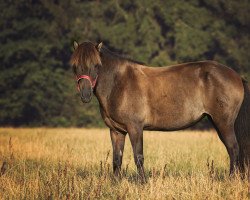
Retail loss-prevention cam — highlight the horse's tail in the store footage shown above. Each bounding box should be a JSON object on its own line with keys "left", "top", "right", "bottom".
{"left": 235, "top": 79, "right": 250, "bottom": 176}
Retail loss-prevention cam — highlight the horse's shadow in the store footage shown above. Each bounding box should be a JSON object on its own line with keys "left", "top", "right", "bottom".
{"left": 75, "top": 164, "right": 230, "bottom": 185}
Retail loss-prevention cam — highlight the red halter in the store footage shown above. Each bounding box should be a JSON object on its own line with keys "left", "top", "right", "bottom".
{"left": 76, "top": 75, "right": 98, "bottom": 91}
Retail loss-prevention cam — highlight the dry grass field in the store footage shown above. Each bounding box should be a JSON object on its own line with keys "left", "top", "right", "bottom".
{"left": 0, "top": 128, "right": 248, "bottom": 199}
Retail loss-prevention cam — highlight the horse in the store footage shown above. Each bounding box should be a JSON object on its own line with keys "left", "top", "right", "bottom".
{"left": 70, "top": 41, "right": 250, "bottom": 182}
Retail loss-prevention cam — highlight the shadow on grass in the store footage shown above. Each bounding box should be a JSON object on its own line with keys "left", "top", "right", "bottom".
{"left": 1, "top": 156, "right": 239, "bottom": 186}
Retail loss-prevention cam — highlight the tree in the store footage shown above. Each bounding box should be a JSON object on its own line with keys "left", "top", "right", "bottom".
{"left": 0, "top": 0, "right": 80, "bottom": 126}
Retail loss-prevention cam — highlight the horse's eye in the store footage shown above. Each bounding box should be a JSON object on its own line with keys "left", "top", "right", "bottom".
{"left": 94, "top": 64, "right": 100, "bottom": 71}
{"left": 72, "top": 66, "right": 77, "bottom": 74}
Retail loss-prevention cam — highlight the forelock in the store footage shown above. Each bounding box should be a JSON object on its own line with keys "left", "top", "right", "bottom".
{"left": 70, "top": 42, "right": 101, "bottom": 69}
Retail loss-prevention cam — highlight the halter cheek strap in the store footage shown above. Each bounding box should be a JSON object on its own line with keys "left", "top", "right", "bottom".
{"left": 76, "top": 75, "right": 98, "bottom": 91}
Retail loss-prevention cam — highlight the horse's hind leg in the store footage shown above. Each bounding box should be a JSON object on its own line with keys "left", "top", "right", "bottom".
{"left": 210, "top": 118, "right": 239, "bottom": 175}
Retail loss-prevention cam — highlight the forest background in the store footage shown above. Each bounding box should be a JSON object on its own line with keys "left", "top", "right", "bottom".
{"left": 0, "top": 0, "right": 249, "bottom": 128}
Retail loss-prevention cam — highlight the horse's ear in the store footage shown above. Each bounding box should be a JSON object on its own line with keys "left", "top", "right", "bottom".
{"left": 96, "top": 42, "right": 103, "bottom": 52}
{"left": 73, "top": 41, "right": 79, "bottom": 50}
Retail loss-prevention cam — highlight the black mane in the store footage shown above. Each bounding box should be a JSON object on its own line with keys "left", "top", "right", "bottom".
{"left": 100, "top": 46, "right": 145, "bottom": 65}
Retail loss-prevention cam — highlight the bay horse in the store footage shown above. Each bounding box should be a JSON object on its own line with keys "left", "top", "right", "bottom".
{"left": 70, "top": 41, "right": 250, "bottom": 182}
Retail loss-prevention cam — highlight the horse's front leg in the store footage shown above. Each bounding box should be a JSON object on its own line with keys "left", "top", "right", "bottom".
{"left": 128, "top": 125, "right": 146, "bottom": 183}
{"left": 110, "top": 129, "right": 126, "bottom": 177}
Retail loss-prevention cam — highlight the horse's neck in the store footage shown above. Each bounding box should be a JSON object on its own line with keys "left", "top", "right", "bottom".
{"left": 94, "top": 57, "right": 121, "bottom": 106}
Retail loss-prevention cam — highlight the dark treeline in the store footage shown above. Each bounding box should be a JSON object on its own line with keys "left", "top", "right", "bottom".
{"left": 0, "top": 0, "right": 249, "bottom": 128}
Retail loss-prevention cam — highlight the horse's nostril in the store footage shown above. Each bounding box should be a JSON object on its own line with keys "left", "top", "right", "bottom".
{"left": 81, "top": 95, "right": 91, "bottom": 103}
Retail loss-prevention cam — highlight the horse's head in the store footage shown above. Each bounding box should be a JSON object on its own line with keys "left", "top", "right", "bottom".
{"left": 70, "top": 41, "right": 102, "bottom": 103}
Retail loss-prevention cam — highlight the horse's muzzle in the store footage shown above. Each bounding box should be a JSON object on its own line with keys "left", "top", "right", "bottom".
{"left": 79, "top": 85, "right": 92, "bottom": 103}
{"left": 81, "top": 95, "right": 92, "bottom": 103}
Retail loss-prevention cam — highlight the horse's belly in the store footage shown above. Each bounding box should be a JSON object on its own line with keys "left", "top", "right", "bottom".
{"left": 144, "top": 100, "right": 205, "bottom": 131}
{"left": 144, "top": 113, "right": 204, "bottom": 131}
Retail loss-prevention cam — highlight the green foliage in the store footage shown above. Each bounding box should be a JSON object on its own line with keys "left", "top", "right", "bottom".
{"left": 0, "top": 0, "right": 249, "bottom": 127}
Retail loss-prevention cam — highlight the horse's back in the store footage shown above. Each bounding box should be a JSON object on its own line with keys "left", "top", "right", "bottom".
{"left": 140, "top": 61, "right": 244, "bottom": 130}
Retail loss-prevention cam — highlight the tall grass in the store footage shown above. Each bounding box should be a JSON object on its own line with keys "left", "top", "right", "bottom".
{"left": 0, "top": 128, "right": 248, "bottom": 199}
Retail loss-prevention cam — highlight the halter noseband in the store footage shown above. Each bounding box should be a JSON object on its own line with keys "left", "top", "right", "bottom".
{"left": 76, "top": 75, "right": 98, "bottom": 91}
